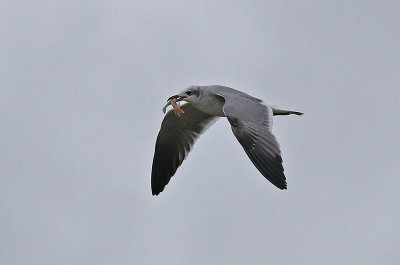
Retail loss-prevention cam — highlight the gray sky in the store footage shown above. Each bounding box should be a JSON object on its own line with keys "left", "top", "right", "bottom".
{"left": 1, "top": 1, "right": 400, "bottom": 264}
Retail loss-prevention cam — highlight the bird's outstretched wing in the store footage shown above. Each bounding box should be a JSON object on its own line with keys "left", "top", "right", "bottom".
{"left": 151, "top": 103, "right": 219, "bottom": 195}
{"left": 212, "top": 87, "right": 287, "bottom": 189}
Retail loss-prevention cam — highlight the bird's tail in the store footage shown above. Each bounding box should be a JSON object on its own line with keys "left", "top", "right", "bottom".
{"left": 272, "top": 107, "right": 303, "bottom": 116}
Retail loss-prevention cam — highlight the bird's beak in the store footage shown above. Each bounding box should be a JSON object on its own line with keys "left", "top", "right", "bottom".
{"left": 167, "top": 94, "right": 186, "bottom": 102}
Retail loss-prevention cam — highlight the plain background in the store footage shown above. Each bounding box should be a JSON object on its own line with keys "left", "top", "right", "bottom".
{"left": 1, "top": 1, "right": 399, "bottom": 264}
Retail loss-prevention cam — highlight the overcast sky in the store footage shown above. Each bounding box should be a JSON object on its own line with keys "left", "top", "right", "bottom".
{"left": 1, "top": 1, "right": 400, "bottom": 264}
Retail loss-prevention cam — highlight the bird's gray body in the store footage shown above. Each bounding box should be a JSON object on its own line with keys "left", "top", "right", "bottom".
{"left": 151, "top": 85, "right": 302, "bottom": 195}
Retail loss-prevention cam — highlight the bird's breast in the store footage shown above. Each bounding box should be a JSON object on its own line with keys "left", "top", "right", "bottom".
{"left": 191, "top": 96, "right": 226, "bottom": 117}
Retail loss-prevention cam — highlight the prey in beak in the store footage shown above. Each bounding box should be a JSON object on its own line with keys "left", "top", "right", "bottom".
{"left": 162, "top": 95, "right": 186, "bottom": 116}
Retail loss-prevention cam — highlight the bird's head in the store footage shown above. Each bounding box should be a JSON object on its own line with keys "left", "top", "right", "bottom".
{"left": 167, "top": 85, "right": 200, "bottom": 104}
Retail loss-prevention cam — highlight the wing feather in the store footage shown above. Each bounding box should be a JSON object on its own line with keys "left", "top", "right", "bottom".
{"left": 212, "top": 87, "right": 287, "bottom": 189}
{"left": 151, "top": 103, "right": 218, "bottom": 195}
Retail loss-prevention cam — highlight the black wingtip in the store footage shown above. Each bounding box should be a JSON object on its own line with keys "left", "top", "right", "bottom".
{"left": 273, "top": 180, "right": 287, "bottom": 190}
{"left": 152, "top": 189, "right": 162, "bottom": 196}
{"left": 151, "top": 185, "right": 164, "bottom": 196}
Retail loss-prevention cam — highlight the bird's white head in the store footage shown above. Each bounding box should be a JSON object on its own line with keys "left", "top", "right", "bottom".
{"left": 167, "top": 85, "right": 201, "bottom": 104}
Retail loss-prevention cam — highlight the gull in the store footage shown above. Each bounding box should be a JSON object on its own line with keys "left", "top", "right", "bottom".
{"left": 151, "top": 85, "right": 303, "bottom": 195}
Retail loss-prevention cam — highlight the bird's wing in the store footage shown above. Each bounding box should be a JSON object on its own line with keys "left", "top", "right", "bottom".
{"left": 212, "top": 86, "right": 287, "bottom": 189}
{"left": 151, "top": 103, "right": 219, "bottom": 195}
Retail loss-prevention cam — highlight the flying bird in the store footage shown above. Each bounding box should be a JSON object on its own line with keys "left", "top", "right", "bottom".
{"left": 151, "top": 85, "right": 303, "bottom": 195}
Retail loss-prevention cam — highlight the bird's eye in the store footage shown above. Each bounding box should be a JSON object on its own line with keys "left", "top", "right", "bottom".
{"left": 186, "top": 90, "right": 192, "bottom": 96}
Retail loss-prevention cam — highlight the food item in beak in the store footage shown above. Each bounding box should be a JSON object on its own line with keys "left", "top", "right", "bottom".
{"left": 162, "top": 98, "right": 185, "bottom": 117}
{"left": 162, "top": 101, "right": 170, "bottom": 114}
{"left": 171, "top": 99, "right": 185, "bottom": 116}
